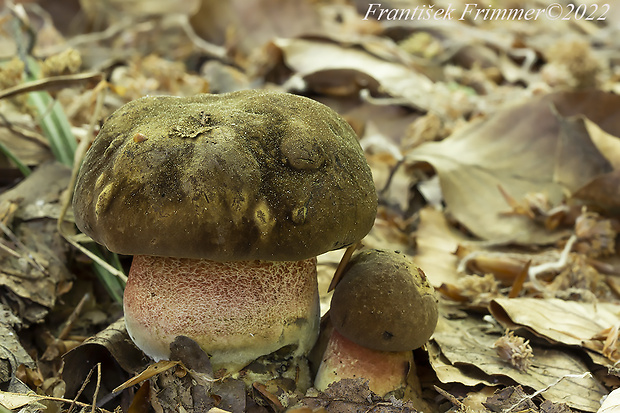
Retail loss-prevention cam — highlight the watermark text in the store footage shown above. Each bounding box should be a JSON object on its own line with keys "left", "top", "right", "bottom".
{"left": 362, "top": 3, "right": 611, "bottom": 22}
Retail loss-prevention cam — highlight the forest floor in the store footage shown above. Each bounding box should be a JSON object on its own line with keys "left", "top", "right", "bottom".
{"left": 1, "top": 0, "right": 620, "bottom": 412}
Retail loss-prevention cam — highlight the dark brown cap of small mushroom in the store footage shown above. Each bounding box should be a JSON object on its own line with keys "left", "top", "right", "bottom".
{"left": 329, "top": 249, "right": 438, "bottom": 352}
{"left": 73, "top": 90, "right": 377, "bottom": 261}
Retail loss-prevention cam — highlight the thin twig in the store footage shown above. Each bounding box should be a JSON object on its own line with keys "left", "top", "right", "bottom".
{"left": 57, "top": 293, "right": 89, "bottom": 341}
{"left": 0, "top": 72, "right": 104, "bottom": 100}
{"left": 528, "top": 234, "right": 577, "bottom": 292}
{"left": 0, "top": 240, "right": 22, "bottom": 259}
{"left": 92, "top": 363, "right": 102, "bottom": 413}
{"left": 328, "top": 242, "right": 360, "bottom": 292}
{"left": 63, "top": 235, "right": 128, "bottom": 284}
{"left": 67, "top": 364, "right": 96, "bottom": 413}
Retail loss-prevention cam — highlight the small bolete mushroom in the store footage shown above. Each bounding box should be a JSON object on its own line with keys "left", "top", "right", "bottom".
{"left": 315, "top": 249, "right": 438, "bottom": 396}
{"left": 72, "top": 90, "right": 377, "bottom": 376}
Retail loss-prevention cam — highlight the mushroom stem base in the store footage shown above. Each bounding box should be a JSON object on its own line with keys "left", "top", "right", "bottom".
{"left": 314, "top": 329, "right": 412, "bottom": 397}
{"left": 123, "top": 255, "right": 320, "bottom": 374}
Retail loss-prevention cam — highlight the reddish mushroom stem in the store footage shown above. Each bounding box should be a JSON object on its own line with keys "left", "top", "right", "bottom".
{"left": 314, "top": 329, "right": 412, "bottom": 396}
{"left": 123, "top": 255, "right": 320, "bottom": 374}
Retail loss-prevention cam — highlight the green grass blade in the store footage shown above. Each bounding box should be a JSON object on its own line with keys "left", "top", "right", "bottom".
{"left": 90, "top": 245, "right": 126, "bottom": 305}
{"left": 26, "top": 91, "right": 76, "bottom": 167}
{"left": 0, "top": 139, "right": 31, "bottom": 176}
{"left": 24, "top": 56, "right": 77, "bottom": 167}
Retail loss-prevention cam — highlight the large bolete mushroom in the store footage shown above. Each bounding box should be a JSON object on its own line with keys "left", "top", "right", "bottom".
{"left": 72, "top": 90, "right": 377, "bottom": 377}
{"left": 315, "top": 249, "right": 438, "bottom": 397}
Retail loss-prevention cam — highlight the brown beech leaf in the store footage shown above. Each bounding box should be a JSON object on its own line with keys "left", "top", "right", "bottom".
{"left": 273, "top": 37, "right": 442, "bottom": 111}
{"left": 552, "top": 109, "right": 612, "bottom": 193}
{"left": 489, "top": 297, "right": 620, "bottom": 349}
{"left": 191, "top": 0, "right": 321, "bottom": 55}
{"left": 572, "top": 170, "right": 620, "bottom": 213}
{"left": 432, "top": 313, "right": 607, "bottom": 412}
{"left": 62, "top": 318, "right": 148, "bottom": 406}
{"left": 407, "top": 90, "right": 620, "bottom": 244}
{"left": 414, "top": 207, "right": 465, "bottom": 288}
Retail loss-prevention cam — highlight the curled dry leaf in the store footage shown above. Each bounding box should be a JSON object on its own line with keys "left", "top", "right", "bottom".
{"left": 490, "top": 297, "right": 620, "bottom": 351}
{"left": 407, "top": 90, "right": 620, "bottom": 245}
{"left": 62, "top": 318, "right": 148, "bottom": 406}
{"left": 432, "top": 313, "right": 607, "bottom": 411}
{"left": 272, "top": 37, "right": 452, "bottom": 113}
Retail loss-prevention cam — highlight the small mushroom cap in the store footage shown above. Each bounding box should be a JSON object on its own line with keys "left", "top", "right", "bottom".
{"left": 73, "top": 90, "right": 377, "bottom": 261}
{"left": 330, "top": 249, "right": 438, "bottom": 352}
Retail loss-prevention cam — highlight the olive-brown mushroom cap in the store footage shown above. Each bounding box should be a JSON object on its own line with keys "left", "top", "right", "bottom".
{"left": 330, "top": 249, "right": 438, "bottom": 352}
{"left": 73, "top": 90, "right": 377, "bottom": 261}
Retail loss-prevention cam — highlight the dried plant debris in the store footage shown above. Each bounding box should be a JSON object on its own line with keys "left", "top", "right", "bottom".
{"left": 294, "top": 379, "right": 420, "bottom": 413}
{"left": 483, "top": 386, "right": 573, "bottom": 413}
{"left": 0, "top": 303, "right": 34, "bottom": 386}
{"left": 493, "top": 329, "right": 534, "bottom": 372}
{"left": 0, "top": 163, "right": 73, "bottom": 324}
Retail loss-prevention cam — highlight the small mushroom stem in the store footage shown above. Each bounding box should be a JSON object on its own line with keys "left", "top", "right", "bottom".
{"left": 314, "top": 328, "right": 412, "bottom": 397}
{"left": 123, "top": 255, "right": 320, "bottom": 374}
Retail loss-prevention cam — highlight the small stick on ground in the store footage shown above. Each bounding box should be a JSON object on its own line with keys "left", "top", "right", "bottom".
{"left": 328, "top": 242, "right": 360, "bottom": 292}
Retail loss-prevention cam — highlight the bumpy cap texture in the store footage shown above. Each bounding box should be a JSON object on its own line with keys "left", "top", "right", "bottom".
{"left": 73, "top": 90, "right": 377, "bottom": 261}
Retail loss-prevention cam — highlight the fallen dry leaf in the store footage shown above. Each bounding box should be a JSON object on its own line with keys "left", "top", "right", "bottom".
{"left": 414, "top": 207, "right": 465, "bottom": 288}
{"left": 598, "top": 386, "right": 620, "bottom": 413}
{"left": 407, "top": 90, "right": 620, "bottom": 245}
{"left": 572, "top": 170, "right": 620, "bottom": 213}
{"left": 432, "top": 312, "right": 607, "bottom": 411}
{"left": 490, "top": 297, "right": 620, "bottom": 350}
{"left": 273, "top": 37, "right": 449, "bottom": 112}
{"left": 62, "top": 318, "right": 147, "bottom": 406}
{"left": 0, "top": 391, "right": 47, "bottom": 410}
{"left": 552, "top": 110, "right": 613, "bottom": 193}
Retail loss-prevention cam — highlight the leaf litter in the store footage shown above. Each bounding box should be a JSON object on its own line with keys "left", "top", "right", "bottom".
{"left": 1, "top": 0, "right": 620, "bottom": 412}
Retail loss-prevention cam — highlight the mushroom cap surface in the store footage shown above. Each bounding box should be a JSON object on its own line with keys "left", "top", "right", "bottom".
{"left": 330, "top": 249, "right": 438, "bottom": 352}
{"left": 73, "top": 90, "right": 377, "bottom": 261}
